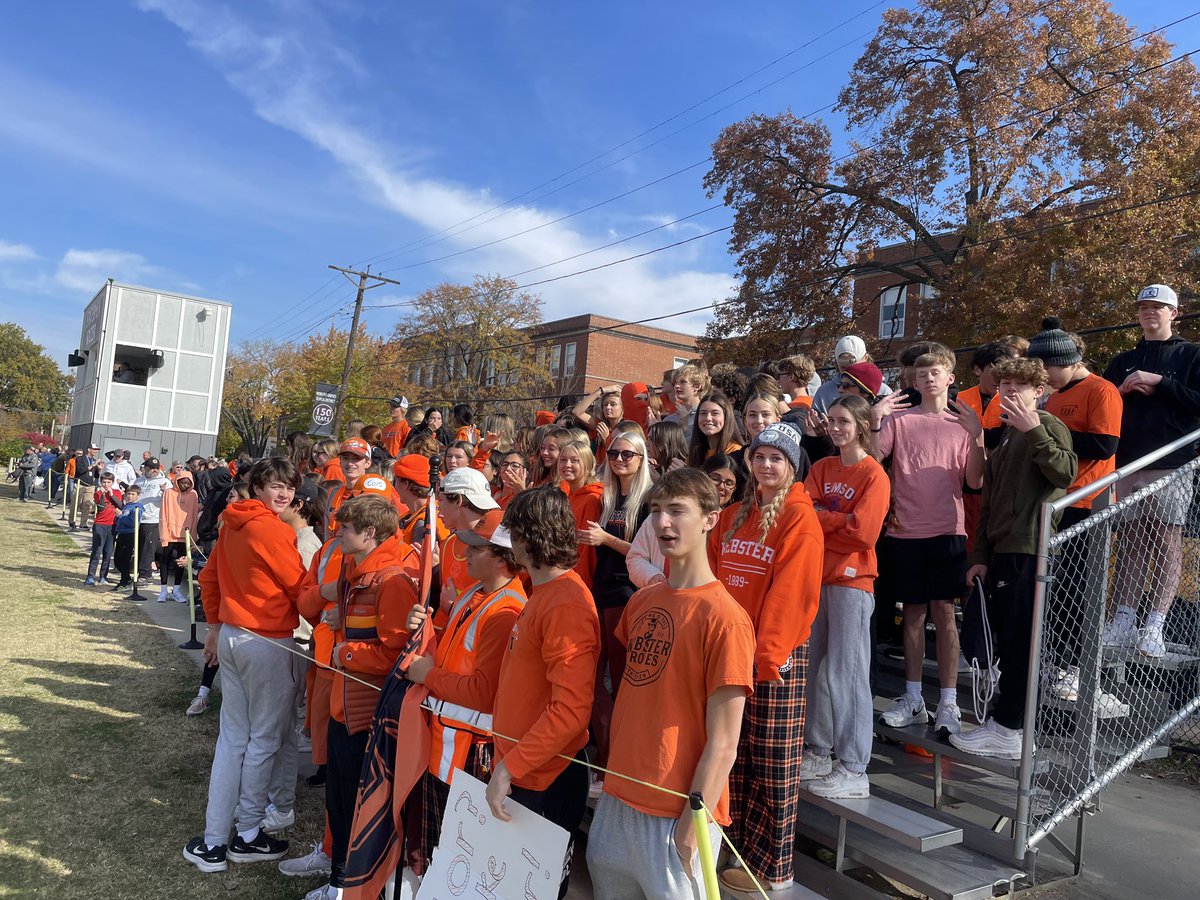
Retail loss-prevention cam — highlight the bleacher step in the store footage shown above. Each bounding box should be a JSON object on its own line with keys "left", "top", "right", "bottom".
{"left": 873, "top": 714, "right": 1047, "bottom": 781}
{"left": 795, "top": 804, "right": 1024, "bottom": 900}
{"left": 797, "top": 786, "right": 962, "bottom": 852}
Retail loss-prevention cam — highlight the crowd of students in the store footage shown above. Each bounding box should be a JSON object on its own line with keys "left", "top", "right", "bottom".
{"left": 24, "top": 281, "right": 1183, "bottom": 898}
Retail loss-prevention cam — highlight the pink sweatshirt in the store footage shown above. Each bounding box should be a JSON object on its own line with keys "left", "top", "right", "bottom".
{"left": 159, "top": 487, "right": 199, "bottom": 542}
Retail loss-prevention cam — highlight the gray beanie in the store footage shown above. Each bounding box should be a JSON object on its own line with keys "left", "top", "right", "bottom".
{"left": 747, "top": 423, "right": 804, "bottom": 473}
{"left": 1028, "top": 317, "right": 1081, "bottom": 367}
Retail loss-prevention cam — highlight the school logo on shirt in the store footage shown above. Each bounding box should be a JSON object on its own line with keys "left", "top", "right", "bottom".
{"left": 822, "top": 480, "right": 856, "bottom": 511}
{"left": 623, "top": 607, "right": 675, "bottom": 687}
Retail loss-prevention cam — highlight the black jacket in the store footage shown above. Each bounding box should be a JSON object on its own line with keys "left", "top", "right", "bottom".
{"left": 1103, "top": 336, "right": 1200, "bottom": 468}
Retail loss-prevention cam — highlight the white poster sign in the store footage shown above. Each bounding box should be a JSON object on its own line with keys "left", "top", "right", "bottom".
{"left": 415, "top": 769, "right": 571, "bottom": 900}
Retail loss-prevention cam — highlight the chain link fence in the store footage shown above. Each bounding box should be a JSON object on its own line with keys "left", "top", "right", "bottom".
{"left": 1022, "top": 449, "right": 1200, "bottom": 851}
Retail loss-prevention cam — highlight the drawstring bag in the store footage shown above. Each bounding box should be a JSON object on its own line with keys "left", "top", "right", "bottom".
{"left": 961, "top": 575, "right": 999, "bottom": 722}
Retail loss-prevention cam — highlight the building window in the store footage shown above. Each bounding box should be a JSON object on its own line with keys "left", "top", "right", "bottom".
{"left": 673, "top": 356, "right": 690, "bottom": 369}
{"left": 485, "top": 359, "right": 496, "bottom": 386}
{"left": 879, "top": 285, "right": 906, "bottom": 339}
{"left": 564, "top": 342, "right": 577, "bottom": 378}
{"left": 549, "top": 345, "right": 562, "bottom": 377}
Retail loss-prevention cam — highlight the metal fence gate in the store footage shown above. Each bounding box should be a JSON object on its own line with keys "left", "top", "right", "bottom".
{"left": 1016, "top": 431, "right": 1200, "bottom": 863}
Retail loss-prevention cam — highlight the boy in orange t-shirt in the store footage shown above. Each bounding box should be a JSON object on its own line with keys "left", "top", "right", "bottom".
{"left": 587, "top": 469, "right": 753, "bottom": 900}
{"left": 486, "top": 485, "right": 600, "bottom": 898}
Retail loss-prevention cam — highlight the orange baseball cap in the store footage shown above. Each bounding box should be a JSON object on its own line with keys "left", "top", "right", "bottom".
{"left": 339, "top": 438, "right": 371, "bottom": 458}
{"left": 392, "top": 454, "right": 431, "bottom": 487}
{"left": 351, "top": 474, "right": 392, "bottom": 497}
{"left": 456, "top": 508, "right": 511, "bottom": 548}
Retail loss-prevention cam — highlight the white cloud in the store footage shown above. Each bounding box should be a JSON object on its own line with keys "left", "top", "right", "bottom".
{"left": 0, "top": 240, "right": 37, "bottom": 261}
{"left": 54, "top": 248, "right": 159, "bottom": 293}
{"left": 137, "top": 0, "right": 731, "bottom": 338}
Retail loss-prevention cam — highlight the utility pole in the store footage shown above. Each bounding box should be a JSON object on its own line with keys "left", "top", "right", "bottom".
{"left": 328, "top": 264, "right": 402, "bottom": 437}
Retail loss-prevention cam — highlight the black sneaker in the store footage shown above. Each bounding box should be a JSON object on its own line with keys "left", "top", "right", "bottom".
{"left": 228, "top": 829, "right": 289, "bottom": 864}
{"left": 183, "top": 837, "right": 228, "bottom": 872}
{"left": 306, "top": 764, "right": 327, "bottom": 787}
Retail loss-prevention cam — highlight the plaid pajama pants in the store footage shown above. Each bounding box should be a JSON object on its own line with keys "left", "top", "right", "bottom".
{"left": 410, "top": 741, "right": 493, "bottom": 875}
{"left": 727, "top": 645, "right": 808, "bottom": 886}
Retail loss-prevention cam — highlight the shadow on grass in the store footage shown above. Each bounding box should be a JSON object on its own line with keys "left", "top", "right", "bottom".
{"left": 0, "top": 522, "right": 323, "bottom": 900}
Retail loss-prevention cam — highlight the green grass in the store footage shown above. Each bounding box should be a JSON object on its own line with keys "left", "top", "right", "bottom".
{"left": 0, "top": 485, "right": 324, "bottom": 898}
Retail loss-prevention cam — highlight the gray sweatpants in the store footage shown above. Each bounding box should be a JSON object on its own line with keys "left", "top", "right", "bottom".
{"left": 806, "top": 585, "right": 874, "bottom": 772}
{"left": 586, "top": 794, "right": 720, "bottom": 900}
{"left": 204, "top": 625, "right": 298, "bottom": 847}
{"left": 265, "top": 649, "right": 309, "bottom": 815}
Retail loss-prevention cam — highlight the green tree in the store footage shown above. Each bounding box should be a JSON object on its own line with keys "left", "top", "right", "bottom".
{"left": 388, "top": 275, "right": 550, "bottom": 408}
{"left": 703, "top": 0, "right": 1200, "bottom": 362}
{"left": 0, "top": 323, "right": 71, "bottom": 414}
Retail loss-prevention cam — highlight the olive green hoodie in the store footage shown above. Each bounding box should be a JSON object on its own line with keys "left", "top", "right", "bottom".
{"left": 973, "top": 411, "right": 1077, "bottom": 563}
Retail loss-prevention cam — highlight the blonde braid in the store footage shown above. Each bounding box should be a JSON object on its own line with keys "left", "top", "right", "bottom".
{"left": 722, "top": 466, "right": 795, "bottom": 544}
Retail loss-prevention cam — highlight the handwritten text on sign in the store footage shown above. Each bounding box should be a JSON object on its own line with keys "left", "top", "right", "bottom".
{"left": 415, "top": 769, "right": 570, "bottom": 900}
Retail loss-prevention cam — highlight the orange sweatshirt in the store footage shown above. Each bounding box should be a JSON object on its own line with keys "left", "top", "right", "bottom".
{"left": 158, "top": 486, "right": 199, "bottom": 543}
{"left": 804, "top": 455, "right": 890, "bottom": 591}
{"left": 492, "top": 569, "right": 600, "bottom": 790}
{"left": 297, "top": 537, "right": 345, "bottom": 666}
{"left": 198, "top": 499, "right": 307, "bottom": 638}
{"left": 709, "top": 483, "right": 824, "bottom": 681}
{"left": 330, "top": 535, "right": 420, "bottom": 674}
{"left": 568, "top": 481, "right": 604, "bottom": 588}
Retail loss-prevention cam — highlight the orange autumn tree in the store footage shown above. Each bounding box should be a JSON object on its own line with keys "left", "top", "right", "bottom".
{"left": 702, "top": 0, "right": 1200, "bottom": 364}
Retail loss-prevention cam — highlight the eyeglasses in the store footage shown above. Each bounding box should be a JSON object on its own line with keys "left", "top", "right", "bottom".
{"left": 836, "top": 380, "right": 856, "bottom": 390}
{"left": 709, "top": 476, "right": 738, "bottom": 489}
{"left": 606, "top": 449, "right": 638, "bottom": 462}
{"left": 500, "top": 461, "right": 527, "bottom": 470}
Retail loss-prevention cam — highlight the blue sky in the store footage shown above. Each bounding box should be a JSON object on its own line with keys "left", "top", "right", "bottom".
{"left": 1, "top": 0, "right": 1198, "bottom": 368}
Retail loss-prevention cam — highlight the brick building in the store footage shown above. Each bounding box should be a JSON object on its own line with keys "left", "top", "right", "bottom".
{"left": 527, "top": 314, "right": 698, "bottom": 397}
{"left": 851, "top": 237, "right": 942, "bottom": 361}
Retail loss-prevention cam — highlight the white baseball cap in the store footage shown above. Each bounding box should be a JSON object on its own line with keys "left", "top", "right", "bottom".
{"left": 440, "top": 467, "right": 499, "bottom": 511}
{"left": 834, "top": 335, "right": 867, "bottom": 362}
{"left": 1137, "top": 284, "right": 1178, "bottom": 308}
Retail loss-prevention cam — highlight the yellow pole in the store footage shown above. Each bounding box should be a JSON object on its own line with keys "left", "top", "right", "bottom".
{"left": 689, "top": 793, "right": 721, "bottom": 900}
{"left": 70, "top": 477, "right": 81, "bottom": 526}
{"left": 185, "top": 530, "right": 196, "bottom": 622}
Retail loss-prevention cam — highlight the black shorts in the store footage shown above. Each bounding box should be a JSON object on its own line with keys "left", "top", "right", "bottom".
{"left": 878, "top": 534, "right": 968, "bottom": 605}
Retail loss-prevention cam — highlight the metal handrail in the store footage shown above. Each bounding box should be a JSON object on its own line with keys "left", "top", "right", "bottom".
{"left": 1050, "top": 426, "right": 1200, "bottom": 512}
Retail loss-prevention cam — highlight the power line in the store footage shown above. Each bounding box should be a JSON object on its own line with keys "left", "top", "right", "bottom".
{"left": 355, "top": 1, "right": 898, "bottom": 267}
{"left": 360, "top": 183, "right": 1200, "bottom": 374}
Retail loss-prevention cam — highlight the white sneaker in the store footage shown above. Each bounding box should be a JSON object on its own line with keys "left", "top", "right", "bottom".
{"left": 934, "top": 702, "right": 962, "bottom": 736}
{"left": 949, "top": 718, "right": 1022, "bottom": 759}
{"left": 1103, "top": 616, "right": 1137, "bottom": 649}
{"left": 1137, "top": 625, "right": 1166, "bottom": 658}
{"left": 1095, "top": 691, "right": 1131, "bottom": 718}
{"left": 156, "top": 585, "right": 169, "bottom": 603}
{"left": 798, "top": 751, "right": 833, "bottom": 781}
{"left": 879, "top": 695, "right": 929, "bottom": 728}
{"left": 261, "top": 803, "right": 295, "bottom": 834}
{"left": 278, "top": 842, "right": 332, "bottom": 877}
{"left": 1050, "top": 667, "right": 1080, "bottom": 700}
{"left": 186, "top": 694, "right": 209, "bottom": 716}
{"left": 296, "top": 724, "right": 312, "bottom": 753}
{"left": 304, "top": 885, "right": 341, "bottom": 900}
{"left": 171, "top": 585, "right": 188, "bottom": 603}
{"left": 808, "top": 763, "right": 870, "bottom": 799}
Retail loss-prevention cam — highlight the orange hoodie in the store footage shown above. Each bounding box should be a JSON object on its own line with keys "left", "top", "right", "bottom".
{"left": 297, "top": 537, "right": 345, "bottom": 665}
{"left": 198, "top": 499, "right": 307, "bottom": 638}
{"left": 158, "top": 486, "right": 198, "bottom": 543}
{"left": 568, "top": 481, "right": 604, "bottom": 588}
{"left": 805, "top": 455, "right": 890, "bottom": 591}
{"left": 709, "top": 482, "right": 823, "bottom": 681}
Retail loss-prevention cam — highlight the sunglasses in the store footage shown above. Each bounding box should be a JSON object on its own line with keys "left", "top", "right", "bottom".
{"left": 836, "top": 380, "right": 857, "bottom": 390}
{"left": 606, "top": 449, "right": 638, "bottom": 462}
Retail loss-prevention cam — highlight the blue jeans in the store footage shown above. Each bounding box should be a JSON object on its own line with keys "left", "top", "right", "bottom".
{"left": 88, "top": 525, "right": 115, "bottom": 580}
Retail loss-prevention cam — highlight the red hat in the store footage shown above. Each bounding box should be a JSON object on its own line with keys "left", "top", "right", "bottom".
{"left": 339, "top": 438, "right": 371, "bottom": 458}
{"left": 456, "top": 508, "right": 512, "bottom": 548}
{"left": 620, "top": 382, "right": 650, "bottom": 429}
{"left": 392, "top": 454, "right": 431, "bottom": 487}
{"left": 842, "top": 362, "right": 884, "bottom": 399}
{"left": 351, "top": 474, "right": 392, "bottom": 497}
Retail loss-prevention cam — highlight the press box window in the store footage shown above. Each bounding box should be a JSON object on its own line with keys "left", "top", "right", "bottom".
{"left": 111, "top": 345, "right": 164, "bottom": 387}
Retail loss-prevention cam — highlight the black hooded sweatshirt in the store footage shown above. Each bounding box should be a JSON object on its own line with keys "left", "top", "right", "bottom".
{"left": 1103, "top": 335, "right": 1200, "bottom": 468}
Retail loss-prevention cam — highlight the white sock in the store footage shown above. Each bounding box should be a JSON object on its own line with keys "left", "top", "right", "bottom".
{"left": 237, "top": 826, "right": 260, "bottom": 843}
{"left": 1146, "top": 611, "right": 1167, "bottom": 631}
{"left": 1114, "top": 604, "right": 1136, "bottom": 624}
{"left": 905, "top": 681, "right": 923, "bottom": 705}
{"left": 940, "top": 687, "right": 957, "bottom": 707}
{"left": 197, "top": 685, "right": 210, "bottom": 700}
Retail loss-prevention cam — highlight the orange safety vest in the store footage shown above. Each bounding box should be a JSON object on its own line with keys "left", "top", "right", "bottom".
{"left": 332, "top": 552, "right": 417, "bottom": 734}
{"left": 427, "top": 580, "right": 526, "bottom": 782}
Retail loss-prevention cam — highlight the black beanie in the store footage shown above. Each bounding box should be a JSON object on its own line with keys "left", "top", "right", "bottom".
{"left": 1028, "top": 317, "right": 1081, "bottom": 367}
